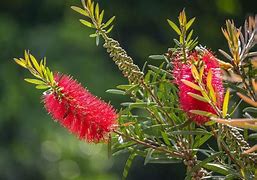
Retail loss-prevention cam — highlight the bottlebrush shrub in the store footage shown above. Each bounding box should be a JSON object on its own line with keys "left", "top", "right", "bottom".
{"left": 14, "top": 52, "right": 117, "bottom": 143}
{"left": 15, "top": 0, "right": 257, "bottom": 179}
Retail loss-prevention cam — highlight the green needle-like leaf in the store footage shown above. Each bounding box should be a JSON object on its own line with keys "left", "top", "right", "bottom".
{"left": 167, "top": 19, "right": 181, "bottom": 35}
{"left": 71, "top": 6, "right": 88, "bottom": 16}
{"left": 79, "top": 19, "right": 95, "bottom": 28}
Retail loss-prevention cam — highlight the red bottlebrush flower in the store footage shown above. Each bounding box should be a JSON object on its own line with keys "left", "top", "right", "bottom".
{"left": 172, "top": 50, "right": 224, "bottom": 124}
{"left": 43, "top": 73, "right": 117, "bottom": 143}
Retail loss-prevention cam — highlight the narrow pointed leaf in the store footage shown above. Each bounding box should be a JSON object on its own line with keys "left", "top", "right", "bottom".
{"left": 80, "top": 19, "right": 95, "bottom": 28}
{"left": 14, "top": 58, "right": 26, "bottom": 68}
{"left": 167, "top": 19, "right": 181, "bottom": 35}
{"left": 106, "top": 25, "right": 114, "bottom": 33}
{"left": 181, "top": 79, "right": 201, "bottom": 91}
{"left": 35, "top": 84, "right": 50, "bottom": 89}
{"left": 122, "top": 153, "right": 137, "bottom": 180}
{"left": 71, "top": 6, "right": 88, "bottom": 16}
{"left": 186, "top": 17, "right": 195, "bottom": 30}
{"left": 106, "top": 89, "right": 126, "bottom": 95}
{"left": 207, "top": 70, "right": 216, "bottom": 104}
{"left": 190, "top": 110, "right": 217, "bottom": 118}
{"left": 24, "top": 78, "right": 45, "bottom": 85}
{"left": 99, "top": 10, "right": 104, "bottom": 24}
{"left": 222, "top": 89, "right": 230, "bottom": 117}
{"left": 188, "top": 92, "right": 209, "bottom": 102}
{"left": 103, "top": 16, "right": 115, "bottom": 28}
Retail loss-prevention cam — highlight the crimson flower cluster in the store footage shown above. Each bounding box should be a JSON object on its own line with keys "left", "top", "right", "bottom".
{"left": 172, "top": 50, "right": 224, "bottom": 124}
{"left": 44, "top": 73, "right": 117, "bottom": 143}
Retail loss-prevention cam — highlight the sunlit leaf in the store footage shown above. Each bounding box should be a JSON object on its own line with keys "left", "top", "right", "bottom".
{"left": 186, "top": 17, "right": 195, "bottom": 30}
{"left": 14, "top": 58, "right": 26, "bottom": 68}
{"left": 35, "top": 84, "right": 50, "bottom": 90}
{"left": 167, "top": 19, "right": 181, "bottom": 35}
{"left": 71, "top": 6, "right": 88, "bottom": 16}
{"left": 222, "top": 89, "right": 230, "bottom": 118}
{"left": 103, "top": 16, "right": 115, "bottom": 28}
{"left": 181, "top": 79, "right": 201, "bottom": 91}
{"left": 95, "top": 3, "right": 99, "bottom": 20}
{"left": 99, "top": 10, "right": 104, "bottom": 25}
{"left": 207, "top": 70, "right": 216, "bottom": 104}
{"left": 191, "top": 64, "right": 199, "bottom": 81}
{"left": 24, "top": 78, "right": 45, "bottom": 85}
{"left": 79, "top": 19, "right": 95, "bottom": 28}
{"left": 106, "top": 25, "right": 114, "bottom": 33}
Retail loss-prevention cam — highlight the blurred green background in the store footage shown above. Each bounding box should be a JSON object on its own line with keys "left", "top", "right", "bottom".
{"left": 0, "top": 0, "right": 256, "bottom": 179}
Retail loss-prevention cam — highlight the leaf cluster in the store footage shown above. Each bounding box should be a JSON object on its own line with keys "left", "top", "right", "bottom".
{"left": 14, "top": 51, "right": 55, "bottom": 90}
{"left": 71, "top": 0, "right": 115, "bottom": 45}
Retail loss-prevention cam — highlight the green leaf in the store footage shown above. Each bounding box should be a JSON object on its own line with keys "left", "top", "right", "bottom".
{"left": 181, "top": 79, "right": 201, "bottom": 91}
{"left": 190, "top": 110, "right": 217, "bottom": 118}
{"left": 29, "top": 54, "right": 41, "bottom": 74}
{"left": 89, "top": 33, "right": 98, "bottom": 37}
{"left": 144, "top": 149, "right": 182, "bottom": 165}
{"left": 14, "top": 58, "right": 27, "bottom": 68}
{"left": 193, "top": 134, "right": 212, "bottom": 148}
{"left": 96, "top": 35, "right": 100, "bottom": 46}
{"left": 243, "top": 107, "right": 257, "bottom": 114}
{"left": 186, "top": 29, "right": 194, "bottom": 42}
{"left": 35, "top": 84, "right": 50, "bottom": 89}
{"left": 146, "top": 158, "right": 182, "bottom": 164}
{"left": 129, "top": 102, "right": 156, "bottom": 109}
{"left": 106, "top": 89, "right": 126, "bottom": 95}
{"left": 144, "top": 149, "right": 155, "bottom": 165}
{"left": 161, "top": 131, "right": 171, "bottom": 146}
{"left": 167, "top": 19, "right": 181, "bottom": 35}
{"left": 148, "top": 65, "right": 173, "bottom": 78}
{"left": 106, "top": 25, "right": 114, "bottom": 33}
{"left": 71, "top": 6, "right": 88, "bottom": 16}
{"left": 186, "top": 17, "right": 195, "bottom": 30}
{"left": 95, "top": 3, "right": 99, "bottom": 20}
{"left": 188, "top": 92, "right": 208, "bottom": 103}
{"left": 122, "top": 153, "right": 137, "bottom": 180}
{"left": 103, "top": 16, "right": 115, "bottom": 28}
{"left": 202, "top": 163, "right": 234, "bottom": 176}
{"left": 24, "top": 78, "right": 45, "bottom": 85}
{"left": 99, "top": 10, "right": 104, "bottom": 24}
{"left": 249, "top": 133, "right": 257, "bottom": 139}
{"left": 79, "top": 19, "right": 95, "bottom": 28}
{"left": 148, "top": 55, "right": 165, "bottom": 60}
{"left": 222, "top": 89, "right": 230, "bottom": 118}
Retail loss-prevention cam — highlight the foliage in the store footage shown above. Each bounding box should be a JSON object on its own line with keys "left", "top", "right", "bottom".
{"left": 13, "top": 0, "right": 257, "bottom": 179}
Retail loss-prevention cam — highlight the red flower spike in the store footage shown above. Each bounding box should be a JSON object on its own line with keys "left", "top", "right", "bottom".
{"left": 173, "top": 51, "right": 224, "bottom": 124}
{"left": 43, "top": 73, "right": 117, "bottom": 143}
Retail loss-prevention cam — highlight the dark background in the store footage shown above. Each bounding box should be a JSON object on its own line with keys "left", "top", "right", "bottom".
{"left": 0, "top": 0, "right": 256, "bottom": 179}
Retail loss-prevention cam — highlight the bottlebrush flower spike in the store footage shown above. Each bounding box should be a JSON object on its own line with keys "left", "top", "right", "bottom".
{"left": 172, "top": 50, "right": 224, "bottom": 124}
{"left": 44, "top": 73, "right": 118, "bottom": 143}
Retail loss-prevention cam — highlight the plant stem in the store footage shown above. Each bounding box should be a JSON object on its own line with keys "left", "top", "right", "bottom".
{"left": 113, "top": 130, "right": 183, "bottom": 158}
